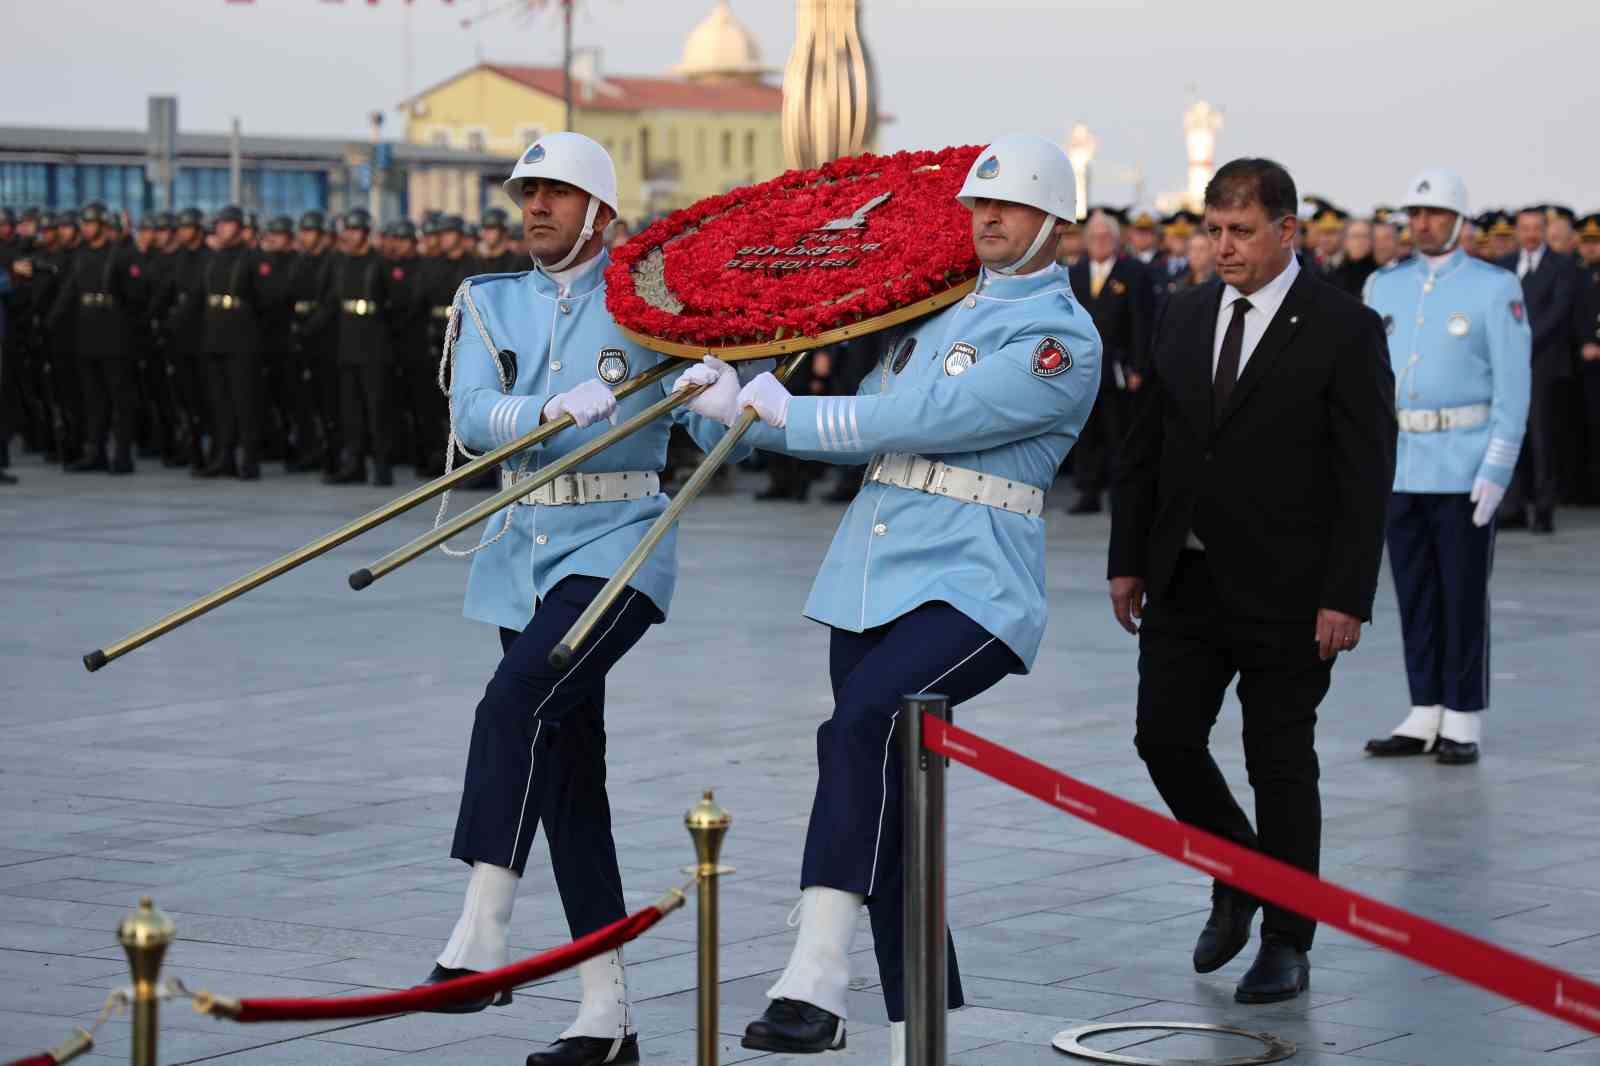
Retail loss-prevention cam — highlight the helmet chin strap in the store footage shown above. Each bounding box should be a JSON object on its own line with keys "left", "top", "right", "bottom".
{"left": 537, "top": 195, "right": 601, "bottom": 273}
{"left": 1445, "top": 212, "right": 1465, "bottom": 252}
{"left": 994, "top": 214, "right": 1058, "bottom": 276}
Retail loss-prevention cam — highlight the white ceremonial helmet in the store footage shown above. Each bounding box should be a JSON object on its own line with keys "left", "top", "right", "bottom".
{"left": 1400, "top": 168, "right": 1469, "bottom": 250}
{"left": 957, "top": 135, "right": 1076, "bottom": 275}
{"left": 503, "top": 132, "right": 620, "bottom": 270}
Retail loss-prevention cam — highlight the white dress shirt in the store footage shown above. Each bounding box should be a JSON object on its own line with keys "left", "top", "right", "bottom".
{"left": 1188, "top": 253, "right": 1302, "bottom": 551}
{"left": 1517, "top": 244, "right": 1545, "bottom": 279}
{"left": 1211, "top": 252, "right": 1301, "bottom": 378}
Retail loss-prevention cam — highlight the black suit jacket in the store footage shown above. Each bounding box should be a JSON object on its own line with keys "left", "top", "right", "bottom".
{"left": 1069, "top": 256, "right": 1153, "bottom": 386}
{"left": 1108, "top": 267, "right": 1397, "bottom": 623}
{"left": 1500, "top": 249, "right": 1577, "bottom": 382}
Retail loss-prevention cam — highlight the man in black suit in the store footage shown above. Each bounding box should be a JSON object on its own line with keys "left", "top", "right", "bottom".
{"left": 1067, "top": 210, "right": 1154, "bottom": 513}
{"left": 1107, "top": 159, "right": 1396, "bottom": 1005}
{"left": 1498, "top": 206, "right": 1577, "bottom": 532}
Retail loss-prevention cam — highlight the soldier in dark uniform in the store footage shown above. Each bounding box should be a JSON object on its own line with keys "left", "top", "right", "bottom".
{"left": 1066, "top": 208, "right": 1154, "bottom": 514}
{"left": 381, "top": 218, "right": 425, "bottom": 472}
{"left": 9, "top": 213, "right": 56, "bottom": 460}
{"left": 43, "top": 210, "right": 85, "bottom": 467}
{"left": 164, "top": 208, "right": 211, "bottom": 469}
{"left": 49, "top": 202, "right": 148, "bottom": 473}
{"left": 312, "top": 207, "right": 397, "bottom": 486}
{"left": 1572, "top": 215, "right": 1600, "bottom": 502}
{"left": 0, "top": 208, "right": 19, "bottom": 481}
{"left": 192, "top": 204, "right": 277, "bottom": 479}
{"left": 138, "top": 212, "right": 180, "bottom": 465}
{"left": 472, "top": 207, "right": 522, "bottom": 274}
{"left": 412, "top": 214, "right": 473, "bottom": 478}
{"left": 287, "top": 210, "right": 337, "bottom": 474}
{"left": 256, "top": 216, "right": 298, "bottom": 467}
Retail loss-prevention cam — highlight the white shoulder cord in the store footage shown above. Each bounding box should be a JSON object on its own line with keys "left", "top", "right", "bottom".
{"left": 432, "top": 281, "right": 528, "bottom": 558}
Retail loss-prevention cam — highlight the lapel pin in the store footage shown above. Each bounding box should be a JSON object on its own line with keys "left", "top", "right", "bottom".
{"left": 1289, "top": 315, "right": 1299, "bottom": 325}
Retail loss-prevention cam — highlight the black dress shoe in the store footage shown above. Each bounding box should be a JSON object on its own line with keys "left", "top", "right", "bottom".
{"left": 1193, "top": 887, "right": 1259, "bottom": 973}
{"left": 1436, "top": 738, "right": 1480, "bottom": 765}
{"left": 1364, "top": 734, "right": 1433, "bottom": 757}
{"left": 1531, "top": 508, "right": 1555, "bottom": 534}
{"left": 371, "top": 463, "right": 394, "bottom": 487}
{"left": 0, "top": 471, "right": 17, "bottom": 486}
{"left": 66, "top": 453, "right": 108, "bottom": 473}
{"left": 1065, "top": 495, "right": 1102, "bottom": 515}
{"left": 194, "top": 457, "right": 237, "bottom": 479}
{"left": 323, "top": 462, "right": 367, "bottom": 485}
{"left": 415, "top": 963, "right": 513, "bottom": 1013}
{"left": 526, "top": 1033, "right": 639, "bottom": 1065}
{"left": 755, "top": 485, "right": 795, "bottom": 501}
{"left": 237, "top": 463, "right": 261, "bottom": 481}
{"left": 741, "top": 998, "right": 846, "bottom": 1053}
{"left": 1234, "top": 935, "right": 1309, "bottom": 1004}
{"left": 109, "top": 454, "right": 135, "bottom": 475}
{"left": 1498, "top": 509, "right": 1528, "bottom": 530}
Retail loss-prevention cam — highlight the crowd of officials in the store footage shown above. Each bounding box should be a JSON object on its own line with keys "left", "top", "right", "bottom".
{"left": 1, "top": 197, "right": 1597, "bottom": 530}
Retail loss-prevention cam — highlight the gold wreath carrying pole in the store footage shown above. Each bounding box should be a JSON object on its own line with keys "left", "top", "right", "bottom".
{"left": 82, "top": 361, "right": 681, "bottom": 674}
{"left": 548, "top": 350, "right": 810, "bottom": 670}
{"left": 349, "top": 373, "right": 715, "bottom": 591}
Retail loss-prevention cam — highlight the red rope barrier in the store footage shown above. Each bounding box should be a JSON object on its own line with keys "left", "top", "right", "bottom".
{"left": 3, "top": 1055, "right": 57, "bottom": 1066}
{"left": 923, "top": 714, "right": 1600, "bottom": 1037}
{"left": 197, "top": 892, "right": 680, "bottom": 1023}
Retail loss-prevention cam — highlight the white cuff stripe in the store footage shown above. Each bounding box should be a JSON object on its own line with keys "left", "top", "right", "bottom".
{"left": 826, "top": 399, "right": 843, "bottom": 453}
{"left": 816, "top": 399, "right": 834, "bottom": 451}
{"left": 846, "top": 399, "right": 862, "bottom": 450}
{"left": 1484, "top": 438, "right": 1519, "bottom": 466}
{"left": 506, "top": 397, "right": 527, "bottom": 441}
{"left": 488, "top": 398, "right": 510, "bottom": 445}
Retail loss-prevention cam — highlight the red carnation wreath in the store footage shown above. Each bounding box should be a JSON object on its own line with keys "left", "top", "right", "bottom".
{"left": 606, "top": 145, "right": 983, "bottom": 359}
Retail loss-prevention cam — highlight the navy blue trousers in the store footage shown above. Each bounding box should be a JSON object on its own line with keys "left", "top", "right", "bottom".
{"left": 803, "top": 602, "right": 1019, "bottom": 1022}
{"left": 1386, "top": 492, "right": 1494, "bottom": 712}
{"left": 451, "top": 576, "right": 660, "bottom": 939}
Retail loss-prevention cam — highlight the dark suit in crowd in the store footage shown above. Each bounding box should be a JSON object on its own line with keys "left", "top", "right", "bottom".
{"left": 1068, "top": 255, "right": 1153, "bottom": 510}
{"left": 1498, "top": 246, "right": 1576, "bottom": 522}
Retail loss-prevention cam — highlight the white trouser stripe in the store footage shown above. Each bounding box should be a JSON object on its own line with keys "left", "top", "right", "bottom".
{"left": 865, "top": 636, "right": 999, "bottom": 895}
{"left": 506, "top": 590, "right": 640, "bottom": 868}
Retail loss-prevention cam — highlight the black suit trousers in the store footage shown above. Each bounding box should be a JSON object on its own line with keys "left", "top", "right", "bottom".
{"left": 1073, "top": 382, "right": 1129, "bottom": 499}
{"left": 1134, "top": 551, "right": 1332, "bottom": 951}
{"left": 1503, "top": 373, "right": 1559, "bottom": 514}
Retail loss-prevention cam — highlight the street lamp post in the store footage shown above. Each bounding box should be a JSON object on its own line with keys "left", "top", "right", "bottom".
{"left": 1066, "top": 123, "right": 1096, "bottom": 222}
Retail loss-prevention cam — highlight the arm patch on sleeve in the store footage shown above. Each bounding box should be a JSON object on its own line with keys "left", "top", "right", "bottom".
{"left": 1031, "top": 336, "right": 1072, "bottom": 378}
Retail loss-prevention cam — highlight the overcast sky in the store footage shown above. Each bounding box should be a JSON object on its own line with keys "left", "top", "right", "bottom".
{"left": 4, "top": 0, "right": 1597, "bottom": 213}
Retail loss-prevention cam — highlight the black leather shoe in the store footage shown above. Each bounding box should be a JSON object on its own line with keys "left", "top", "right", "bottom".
{"left": 526, "top": 1033, "right": 639, "bottom": 1065}
{"left": 66, "top": 453, "right": 108, "bottom": 473}
{"left": 194, "top": 456, "right": 237, "bottom": 479}
{"left": 0, "top": 471, "right": 17, "bottom": 486}
{"left": 1436, "top": 738, "right": 1480, "bottom": 765}
{"left": 1234, "top": 935, "right": 1309, "bottom": 1004}
{"left": 371, "top": 463, "right": 394, "bottom": 487}
{"left": 1193, "top": 887, "right": 1259, "bottom": 973}
{"left": 415, "top": 963, "right": 513, "bottom": 1013}
{"left": 1499, "top": 509, "right": 1528, "bottom": 530}
{"left": 755, "top": 485, "right": 795, "bottom": 501}
{"left": 1531, "top": 508, "right": 1555, "bottom": 534}
{"left": 1364, "top": 734, "right": 1433, "bottom": 757}
{"left": 741, "top": 998, "right": 846, "bottom": 1053}
{"left": 109, "top": 454, "right": 135, "bottom": 475}
{"left": 1066, "top": 495, "right": 1102, "bottom": 515}
{"left": 323, "top": 462, "right": 367, "bottom": 485}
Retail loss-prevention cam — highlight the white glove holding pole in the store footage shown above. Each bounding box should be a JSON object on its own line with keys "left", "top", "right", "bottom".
{"left": 542, "top": 378, "right": 618, "bottom": 429}
{"left": 1469, "top": 477, "right": 1504, "bottom": 527}
{"left": 671, "top": 356, "right": 740, "bottom": 426}
{"left": 737, "top": 372, "right": 792, "bottom": 429}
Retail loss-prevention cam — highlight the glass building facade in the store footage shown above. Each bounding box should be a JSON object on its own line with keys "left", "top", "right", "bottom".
{"left": 0, "top": 162, "right": 328, "bottom": 219}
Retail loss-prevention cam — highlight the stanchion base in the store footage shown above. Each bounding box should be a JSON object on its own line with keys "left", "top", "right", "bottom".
{"left": 1052, "top": 1022, "right": 1295, "bottom": 1066}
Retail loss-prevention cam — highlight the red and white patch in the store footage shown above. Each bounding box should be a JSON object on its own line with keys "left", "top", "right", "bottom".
{"left": 1510, "top": 300, "right": 1525, "bottom": 323}
{"left": 1031, "top": 336, "right": 1072, "bottom": 378}
{"left": 392, "top": 267, "right": 406, "bottom": 281}
{"left": 258, "top": 261, "right": 272, "bottom": 276}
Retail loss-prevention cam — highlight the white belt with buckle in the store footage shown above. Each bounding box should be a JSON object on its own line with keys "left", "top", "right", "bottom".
{"left": 1396, "top": 403, "right": 1490, "bottom": 433}
{"left": 864, "top": 452, "right": 1044, "bottom": 518}
{"left": 501, "top": 469, "right": 659, "bottom": 506}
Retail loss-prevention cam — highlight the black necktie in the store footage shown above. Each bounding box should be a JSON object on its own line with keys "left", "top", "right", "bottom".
{"left": 1214, "top": 297, "right": 1251, "bottom": 414}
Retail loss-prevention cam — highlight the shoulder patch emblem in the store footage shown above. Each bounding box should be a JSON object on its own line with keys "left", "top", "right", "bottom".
{"left": 495, "top": 348, "right": 518, "bottom": 386}
{"left": 890, "top": 336, "right": 917, "bottom": 375}
{"left": 943, "top": 341, "right": 977, "bottom": 377}
{"left": 1031, "top": 336, "right": 1072, "bottom": 378}
{"left": 975, "top": 155, "right": 999, "bottom": 180}
{"left": 1510, "top": 300, "right": 1525, "bottom": 323}
{"left": 596, "top": 347, "right": 629, "bottom": 385}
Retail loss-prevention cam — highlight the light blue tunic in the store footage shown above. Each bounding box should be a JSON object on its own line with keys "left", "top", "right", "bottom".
{"left": 449, "top": 253, "right": 740, "bottom": 631}
{"left": 745, "top": 264, "right": 1103, "bottom": 669}
{"left": 1364, "top": 250, "right": 1531, "bottom": 493}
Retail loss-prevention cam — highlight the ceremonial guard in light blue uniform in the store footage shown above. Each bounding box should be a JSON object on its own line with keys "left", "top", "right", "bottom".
{"left": 419, "top": 132, "right": 741, "bottom": 1066}
{"left": 682, "top": 135, "right": 1102, "bottom": 1064}
{"left": 1363, "top": 169, "right": 1530, "bottom": 767}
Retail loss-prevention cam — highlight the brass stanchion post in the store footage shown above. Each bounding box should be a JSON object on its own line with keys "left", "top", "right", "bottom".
{"left": 685, "top": 791, "right": 732, "bottom": 1066}
{"left": 118, "top": 897, "right": 175, "bottom": 1066}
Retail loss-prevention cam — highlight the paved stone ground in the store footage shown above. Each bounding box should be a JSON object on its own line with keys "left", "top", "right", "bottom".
{"left": 3, "top": 455, "right": 1599, "bottom": 1065}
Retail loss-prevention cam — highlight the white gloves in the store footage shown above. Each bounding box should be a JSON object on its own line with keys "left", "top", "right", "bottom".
{"left": 671, "top": 356, "right": 741, "bottom": 426}
{"left": 1469, "top": 477, "right": 1504, "bottom": 528}
{"left": 542, "top": 378, "right": 618, "bottom": 429}
{"left": 737, "top": 372, "right": 792, "bottom": 429}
